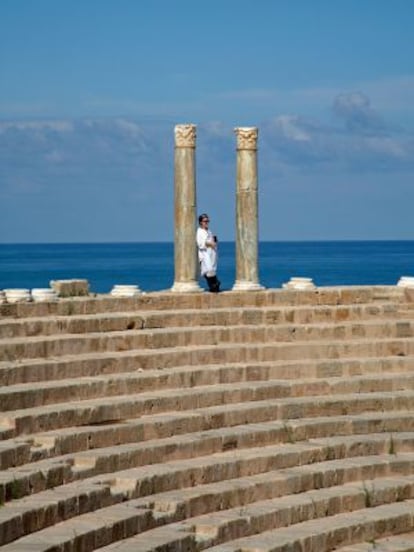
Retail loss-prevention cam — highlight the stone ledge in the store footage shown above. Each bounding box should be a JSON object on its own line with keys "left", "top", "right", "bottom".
{"left": 0, "top": 285, "right": 403, "bottom": 319}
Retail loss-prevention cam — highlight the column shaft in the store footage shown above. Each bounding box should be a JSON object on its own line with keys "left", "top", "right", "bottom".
{"left": 233, "top": 127, "right": 263, "bottom": 291}
{"left": 171, "top": 124, "right": 202, "bottom": 292}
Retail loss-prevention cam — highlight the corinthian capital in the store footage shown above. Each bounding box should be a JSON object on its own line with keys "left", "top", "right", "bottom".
{"left": 234, "top": 127, "right": 258, "bottom": 150}
{"left": 174, "top": 124, "right": 197, "bottom": 148}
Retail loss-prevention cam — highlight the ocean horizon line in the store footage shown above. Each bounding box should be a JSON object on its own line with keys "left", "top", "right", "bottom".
{"left": 1, "top": 239, "right": 414, "bottom": 246}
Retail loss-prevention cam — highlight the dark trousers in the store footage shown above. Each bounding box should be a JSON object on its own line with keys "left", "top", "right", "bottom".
{"left": 204, "top": 275, "right": 220, "bottom": 292}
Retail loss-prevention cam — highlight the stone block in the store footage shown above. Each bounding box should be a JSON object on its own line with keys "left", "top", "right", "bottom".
{"left": 50, "top": 279, "right": 90, "bottom": 297}
{"left": 404, "top": 287, "right": 414, "bottom": 303}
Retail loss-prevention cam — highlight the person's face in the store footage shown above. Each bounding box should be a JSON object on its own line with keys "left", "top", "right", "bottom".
{"left": 200, "top": 217, "right": 210, "bottom": 228}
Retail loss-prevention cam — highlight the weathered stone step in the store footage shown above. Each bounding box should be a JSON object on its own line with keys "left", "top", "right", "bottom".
{"left": 2, "top": 373, "right": 414, "bottom": 437}
{"left": 2, "top": 318, "right": 413, "bottom": 362}
{"left": 60, "top": 419, "right": 414, "bottom": 481}
{"left": 90, "top": 433, "right": 414, "bottom": 501}
{"left": 131, "top": 452, "right": 414, "bottom": 521}
{"left": 0, "top": 286, "right": 400, "bottom": 320}
{"left": 2, "top": 364, "right": 414, "bottom": 412}
{"left": 87, "top": 477, "right": 414, "bottom": 552}
{"left": 0, "top": 302, "right": 400, "bottom": 339}
{"left": 0, "top": 440, "right": 31, "bottom": 470}
{"left": 0, "top": 479, "right": 118, "bottom": 547}
{"left": 2, "top": 401, "right": 413, "bottom": 470}
{"left": 0, "top": 503, "right": 152, "bottom": 550}
{"left": 185, "top": 476, "right": 414, "bottom": 545}
{"left": 2, "top": 381, "right": 413, "bottom": 467}
{"left": 1, "top": 336, "right": 413, "bottom": 387}
{"left": 2, "top": 468, "right": 413, "bottom": 551}
{"left": 22, "top": 409, "right": 414, "bottom": 466}
{"left": 337, "top": 531, "right": 414, "bottom": 551}
{"left": 1, "top": 441, "right": 413, "bottom": 548}
{"left": 203, "top": 499, "right": 414, "bottom": 552}
{"left": 1, "top": 431, "right": 412, "bottom": 505}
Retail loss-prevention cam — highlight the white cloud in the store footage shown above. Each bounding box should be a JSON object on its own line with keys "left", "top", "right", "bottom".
{"left": 254, "top": 91, "right": 414, "bottom": 173}
{"left": 210, "top": 74, "right": 414, "bottom": 125}
{"left": 113, "top": 118, "right": 143, "bottom": 137}
{"left": 0, "top": 120, "right": 74, "bottom": 133}
{"left": 1, "top": 93, "right": 413, "bottom": 208}
{"left": 272, "top": 115, "right": 311, "bottom": 142}
{"left": 333, "top": 92, "right": 385, "bottom": 132}
{"left": 356, "top": 75, "right": 414, "bottom": 113}
{"left": 364, "top": 136, "right": 407, "bottom": 159}
{"left": 44, "top": 150, "right": 66, "bottom": 163}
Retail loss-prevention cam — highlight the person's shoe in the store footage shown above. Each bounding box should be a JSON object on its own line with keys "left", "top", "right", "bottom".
{"left": 205, "top": 276, "right": 216, "bottom": 292}
{"left": 205, "top": 275, "right": 221, "bottom": 292}
{"left": 211, "top": 276, "right": 220, "bottom": 292}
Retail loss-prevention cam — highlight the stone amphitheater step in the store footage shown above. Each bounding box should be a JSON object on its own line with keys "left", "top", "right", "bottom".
{"left": 1, "top": 335, "right": 414, "bottom": 388}
{"left": 90, "top": 477, "right": 414, "bottom": 552}
{"left": 1, "top": 410, "right": 413, "bottom": 503}
{"left": 1, "top": 397, "right": 414, "bottom": 470}
{"left": 1, "top": 392, "right": 414, "bottom": 472}
{"left": 1, "top": 318, "right": 413, "bottom": 362}
{"left": 1, "top": 358, "right": 413, "bottom": 444}
{"left": 0, "top": 302, "right": 401, "bottom": 339}
{"left": 3, "top": 370, "right": 414, "bottom": 437}
{"left": 2, "top": 471, "right": 414, "bottom": 551}
{"left": 125, "top": 452, "right": 414, "bottom": 519}
{"left": 186, "top": 476, "right": 414, "bottom": 541}
{"left": 1, "top": 442, "right": 414, "bottom": 548}
{"left": 202, "top": 500, "right": 414, "bottom": 552}
{"left": 0, "top": 286, "right": 402, "bottom": 320}
{"left": 2, "top": 359, "right": 414, "bottom": 411}
{"left": 338, "top": 531, "right": 414, "bottom": 551}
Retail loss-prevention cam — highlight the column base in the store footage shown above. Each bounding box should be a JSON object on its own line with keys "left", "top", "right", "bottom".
{"left": 282, "top": 277, "right": 316, "bottom": 290}
{"left": 397, "top": 276, "right": 414, "bottom": 288}
{"left": 232, "top": 280, "right": 265, "bottom": 291}
{"left": 171, "top": 281, "right": 203, "bottom": 293}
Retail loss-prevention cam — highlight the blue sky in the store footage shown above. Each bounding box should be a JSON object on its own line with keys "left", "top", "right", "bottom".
{"left": 1, "top": 0, "right": 414, "bottom": 242}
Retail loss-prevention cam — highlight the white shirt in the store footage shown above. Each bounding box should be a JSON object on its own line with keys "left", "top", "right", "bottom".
{"left": 196, "top": 227, "right": 217, "bottom": 276}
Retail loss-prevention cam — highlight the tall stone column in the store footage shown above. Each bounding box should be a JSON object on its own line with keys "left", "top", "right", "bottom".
{"left": 171, "top": 124, "right": 202, "bottom": 292}
{"left": 233, "top": 127, "right": 264, "bottom": 291}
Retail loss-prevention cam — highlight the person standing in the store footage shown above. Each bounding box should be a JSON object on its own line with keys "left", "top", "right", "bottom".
{"left": 196, "top": 213, "right": 221, "bottom": 292}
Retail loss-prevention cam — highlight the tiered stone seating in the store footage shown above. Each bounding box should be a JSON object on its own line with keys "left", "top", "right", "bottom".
{"left": 0, "top": 285, "right": 414, "bottom": 551}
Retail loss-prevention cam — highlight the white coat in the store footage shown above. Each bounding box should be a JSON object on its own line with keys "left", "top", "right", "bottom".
{"left": 196, "top": 226, "right": 217, "bottom": 277}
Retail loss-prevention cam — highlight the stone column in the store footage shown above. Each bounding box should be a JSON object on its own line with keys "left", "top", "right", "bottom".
{"left": 171, "top": 124, "right": 202, "bottom": 292}
{"left": 233, "top": 127, "right": 264, "bottom": 291}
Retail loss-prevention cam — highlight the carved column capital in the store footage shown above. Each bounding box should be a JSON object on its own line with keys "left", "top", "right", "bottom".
{"left": 174, "top": 124, "right": 197, "bottom": 148}
{"left": 234, "top": 127, "right": 258, "bottom": 150}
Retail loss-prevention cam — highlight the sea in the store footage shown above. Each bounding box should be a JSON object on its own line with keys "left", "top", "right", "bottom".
{"left": 1, "top": 241, "right": 414, "bottom": 294}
